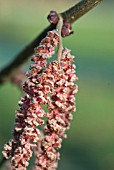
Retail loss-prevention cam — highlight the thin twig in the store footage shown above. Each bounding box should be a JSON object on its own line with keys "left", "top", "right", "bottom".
{"left": 0, "top": 0, "right": 102, "bottom": 85}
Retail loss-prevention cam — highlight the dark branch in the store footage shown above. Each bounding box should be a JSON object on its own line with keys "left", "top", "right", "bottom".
{"left": 61, "top": 0, "right": 102, "bottom": 23}
{"left": 0, "top": 0, "right": 102, "bottom": 85}
{"left": 0, "top": 24, "right": 55, "bottom": 84}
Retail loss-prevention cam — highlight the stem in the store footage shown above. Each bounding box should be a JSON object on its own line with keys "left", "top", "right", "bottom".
{"left": 0, "top": 0, "right": 102, "bottom": 85}
{"left": 56, "top": 15, "right": 63, "bottom": 63}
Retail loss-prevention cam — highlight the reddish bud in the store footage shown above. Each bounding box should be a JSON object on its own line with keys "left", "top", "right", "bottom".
{"left": 47, "top": 11, "right": 59, "bottom": 24}
{"left": 47, "top": 11, "right": 74, "bottom": 37}
{"left": 61, "top": 21, "right": 74, "bottom": 37}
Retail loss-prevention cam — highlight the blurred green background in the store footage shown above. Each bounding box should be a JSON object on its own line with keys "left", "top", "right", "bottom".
{"left": 0, "top": 0, "right": 114, "bottom": 170}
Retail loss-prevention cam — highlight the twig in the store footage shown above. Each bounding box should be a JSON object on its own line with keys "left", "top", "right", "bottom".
{"left": 0, "top": 24, "right": 55, "bottom": 84}
{"left": 0, "top": 0, "right": 102, "bottom": 85}
{"left": 61, "top": 0, "right": 102, "bottom": 23}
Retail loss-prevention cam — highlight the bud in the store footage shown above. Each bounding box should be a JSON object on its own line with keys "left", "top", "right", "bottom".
{"left": 47, "top": 11, "right": 59, "bottom": 24}
{"left": 62, "top": 21, "right": 74, "bottom": 37}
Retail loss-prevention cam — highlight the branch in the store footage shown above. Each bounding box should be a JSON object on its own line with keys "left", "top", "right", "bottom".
{"left": 0, "top": 24, "right": 55, "bottom": 84}
{"left": 61, "top": 0, "right": 102, "bottom": 23}
{"left": 0, "top": 0, "right": 102, "bottom": 85}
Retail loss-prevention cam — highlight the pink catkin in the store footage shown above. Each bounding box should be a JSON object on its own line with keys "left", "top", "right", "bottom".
{"left": 34, "top": 48, "right": 78, "bottom": 170}
{"left": 2, "top": 29, "right": 78, "bottom": 170}
{"left": 2, "top": 30, "right": 59, "bottom": 170}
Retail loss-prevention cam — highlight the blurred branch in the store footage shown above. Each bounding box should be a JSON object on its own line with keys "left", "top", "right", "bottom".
{"left": 0, "top": 0, "right": 102, "bottom": 85}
